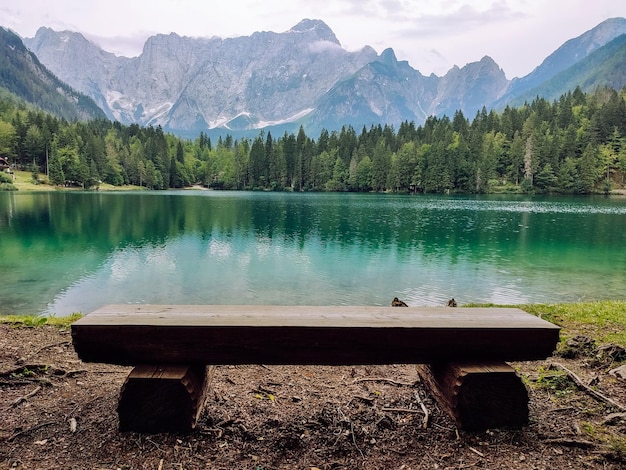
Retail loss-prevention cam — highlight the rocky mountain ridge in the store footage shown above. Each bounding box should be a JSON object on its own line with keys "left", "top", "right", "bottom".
{"left": 20, "top": 17, "right": 626, "bottom": 136}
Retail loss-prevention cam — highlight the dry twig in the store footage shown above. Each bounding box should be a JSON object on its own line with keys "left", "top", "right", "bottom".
{"left": 414, "top": 390, "right": 430, "bottom": 428}
{"left": 602, "top": 412, "right": 626, "bottom": 425}
{"left": 468, "top": 446, "right": 485, "bottom": 457}
{"left": 381, "top": 407, "right": 422, "bottom": 414}
{"left": 543, "top": 438, "right": 595, "bottom": 448}
{"left": 8, "top": 421, "right": 56, "bottom": 442}
{"left": 31, "top": 341, "right": 71, "bottom": 356}
{"left": 10, "top": 385, "right": 42, "bottom": 408}
{"left": 352, "top": 377, "right": 415, "bottom": 387}
{"left": 550, "top": 362, "right": 626, "bottom": 411}
{"left": 335, "top": 406, "right": 364, "bottom": 458}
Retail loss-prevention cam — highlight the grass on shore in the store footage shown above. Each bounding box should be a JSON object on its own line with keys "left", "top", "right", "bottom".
{"left": 521, "top": 301, "right": 626, "bottom": 346}
{"left": 464, "top": 300, "right": 626, "bottom": 347}
{"left": 8, "top": 170, "right": 144, "bottom": 191}
{"left": 1, "top": 301, "right": 625, "bottom": 347}
{"left": 0, "top": 312, "right": 82, "bottom": 328}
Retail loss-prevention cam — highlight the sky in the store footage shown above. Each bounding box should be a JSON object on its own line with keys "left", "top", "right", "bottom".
{"left": 2, "top": 0, "right": 626, "bottom": 79}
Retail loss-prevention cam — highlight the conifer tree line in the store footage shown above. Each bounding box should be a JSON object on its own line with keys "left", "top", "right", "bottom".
{"left": 1, "top": 86, "right": 626, "bottom": 194}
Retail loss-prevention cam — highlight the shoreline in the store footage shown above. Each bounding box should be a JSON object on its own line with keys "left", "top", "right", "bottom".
{"left": 5, "top": 170, "right": 626, "bottom": 195}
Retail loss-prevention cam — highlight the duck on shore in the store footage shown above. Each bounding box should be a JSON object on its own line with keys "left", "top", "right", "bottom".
{"left": 391, "top": 297, "right": 408, "bottom": 307}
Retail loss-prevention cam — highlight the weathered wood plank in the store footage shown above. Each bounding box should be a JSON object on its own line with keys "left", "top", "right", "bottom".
{"left": 416, "top": 362, "right": 529, "bottom": 430}
{"left": 72, "top": 304, "right": 557, "bottom": 328}
{"left": 72, "top": 305, "right": 560, "bottom": 365}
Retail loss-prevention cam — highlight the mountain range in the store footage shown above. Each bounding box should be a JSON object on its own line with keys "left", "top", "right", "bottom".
{"left": 6, "top": 17, "right": 626, "bottom": 137}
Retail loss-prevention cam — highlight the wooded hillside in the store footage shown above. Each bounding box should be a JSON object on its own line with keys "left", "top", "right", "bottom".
{"left": 1, "top": 86, "right": 625, "bottom": 194}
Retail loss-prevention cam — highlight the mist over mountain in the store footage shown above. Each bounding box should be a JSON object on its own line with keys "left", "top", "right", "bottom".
{"left": 17, "top": 17, "right": 626, "bottom": 137}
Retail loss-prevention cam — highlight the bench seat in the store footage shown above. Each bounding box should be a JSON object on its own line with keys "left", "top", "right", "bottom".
{"left": 71, "top": 304, "right": 559, "bottom": 365}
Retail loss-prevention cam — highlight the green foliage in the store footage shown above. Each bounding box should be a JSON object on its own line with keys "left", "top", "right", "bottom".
{"left": 532, "top": 366, "right": 577, "bottom": 397}
{"left": 1, "top": 86, "right": 626, "bottom": 193}
{"left": 0, "top": 171, "right": 16, "bottom": 190}
{"left": 30, "top": 162, "right": 39, "bottom": 184}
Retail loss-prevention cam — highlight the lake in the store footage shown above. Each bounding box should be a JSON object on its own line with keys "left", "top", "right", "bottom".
{"left": 1, "top": 191, "right": 625, "bottom": 316}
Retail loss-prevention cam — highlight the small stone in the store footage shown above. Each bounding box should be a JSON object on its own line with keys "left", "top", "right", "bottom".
{"left": 609, "top": 364, "right": 626, "bottom": 380}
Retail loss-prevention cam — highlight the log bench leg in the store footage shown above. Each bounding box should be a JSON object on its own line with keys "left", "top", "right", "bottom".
{"left": 416, "top": 361, "right": 529, "bottom": 431}
{"left": 118, "top": 365, "right": 214, "bottom": 433}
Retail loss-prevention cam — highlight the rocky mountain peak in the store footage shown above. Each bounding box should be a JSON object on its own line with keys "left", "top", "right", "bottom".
{"left": 378, "top": 48, "right": 398, "bottom": 65}
{"left": 467, "top": 56, "right": 505, "bottom": 77}
{"left": 288, "top": 19, "right": 339, "bottom": 44}
{"left": 433, "top": 55, "right": 509, "bottom": 119}
{"left": 18, "top": 17, "right": 626, "bottom": 136}
{"left": 25, "top": 18, "right": 378, "bottom": 133}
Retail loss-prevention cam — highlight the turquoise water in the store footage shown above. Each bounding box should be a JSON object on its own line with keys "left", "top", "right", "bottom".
{"left": 1, "top": 191, "right": 625, "bottom": 316}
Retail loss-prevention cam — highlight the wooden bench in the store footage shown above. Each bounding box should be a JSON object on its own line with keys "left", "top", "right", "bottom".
{"left": 71, "top": 305, "right": 560, "bottom": 433}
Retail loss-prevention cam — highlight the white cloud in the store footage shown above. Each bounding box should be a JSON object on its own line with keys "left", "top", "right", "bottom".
{"left": 2, "top": 0, "right": 626, "bottom": 78}
{"left": 307, "top": 40, "right": 343, "bottom": 54}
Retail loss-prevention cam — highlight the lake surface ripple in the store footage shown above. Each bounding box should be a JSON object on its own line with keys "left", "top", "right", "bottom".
{"left": 1, "top": 191, "right": 625, "bottom": 316}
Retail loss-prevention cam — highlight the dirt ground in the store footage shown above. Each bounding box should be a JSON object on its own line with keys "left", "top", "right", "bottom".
{"left": 1, "top": 324, "right": 625, "bottom": 470}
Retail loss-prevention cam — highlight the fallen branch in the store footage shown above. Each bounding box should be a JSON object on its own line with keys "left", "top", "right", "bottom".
{"left": 32, "top": 340, "right": 71, "bottom": 356}
{"left": 0, "top": 379, "right": 33, "bottom": 386}
{"left": 550, "top": 362, "right": 626, "bottom": 412}
{"left": 381, "top": 407, "right": 422, "bottom": 414}
{"left": 10, "top": 385, "right": 42, "bottom": 407}
{"left": 65, "top": 369, "right": 88, "bottom": 377}
{"left": 543, "top": 438, "right": 595, "bottom": 448}
{"left": 602, "top": 412, "right": 626, "bottom": 425}
{"left": 90, "top": 369, "right": 128, "bottom": 374}
{"left": 8, "top": 421, "right": 56, "bottom": 442}
{"left": 352, "top": 377, "right": 415, "bottom": 387}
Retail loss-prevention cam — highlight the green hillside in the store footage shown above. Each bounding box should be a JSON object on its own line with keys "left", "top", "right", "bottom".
{"left": 0, "top": 27, "right": 105, "bottom": 121}
{"left": 510, "top": 34, "right": 626, "bottom": 106}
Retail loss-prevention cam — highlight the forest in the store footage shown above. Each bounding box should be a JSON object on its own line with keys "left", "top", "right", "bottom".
{"left": 1, "top": 86, "right": 626, "bottom": 194}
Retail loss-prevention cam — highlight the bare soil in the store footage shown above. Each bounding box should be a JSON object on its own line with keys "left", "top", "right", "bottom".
{"left": 1, "top": 324, "right": 625, "bottom": 470}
